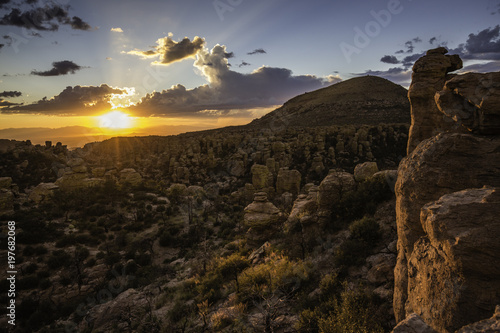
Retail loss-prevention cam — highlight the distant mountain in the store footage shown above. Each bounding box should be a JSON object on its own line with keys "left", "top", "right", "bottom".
{"left": 248, "top": 75, "right": 410, "bottom": 129}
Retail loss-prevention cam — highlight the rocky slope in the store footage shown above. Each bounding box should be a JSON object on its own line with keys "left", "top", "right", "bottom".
{"left": 393, "top": 47, "right": 500, "bottom": 332}
{"left": 248, "top": 75, "right": 410, "bottom": 130}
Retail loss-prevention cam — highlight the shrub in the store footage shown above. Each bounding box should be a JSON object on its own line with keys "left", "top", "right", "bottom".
{"left": 47, "top": 250, "right": 71, "bottom": 270}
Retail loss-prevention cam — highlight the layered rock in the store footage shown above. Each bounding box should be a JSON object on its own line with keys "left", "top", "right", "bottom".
{"left": 394, "top": 48, "right": 500, "bottom": 332}
{"left": 276, "top": 167, "right": 301, "bottom": 195}
{"left": 406, "top": 188, "right": 500, "bottom": 332}
{"left": 317, "top": 170, "right": 356, "bottom": 222}
{"left": 244, "top": 192, "right": 284, "bottom": 247}
{"left": 407, "top": 47, "right": 462, "bottom": 153}
{"left": 435, "top": 72, "right": 500, "bottom": 135}
{"left": 354, "top": 161, "right": 379, "bottom": 182}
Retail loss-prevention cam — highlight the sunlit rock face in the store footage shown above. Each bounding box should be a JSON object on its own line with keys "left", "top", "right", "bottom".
{"left": 394, "top": 47, "right": 500, "bottom": 332}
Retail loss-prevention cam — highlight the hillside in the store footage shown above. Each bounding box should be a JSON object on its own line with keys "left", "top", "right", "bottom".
{"left": 248, "top": 76, "right": 410, "bottom": 129}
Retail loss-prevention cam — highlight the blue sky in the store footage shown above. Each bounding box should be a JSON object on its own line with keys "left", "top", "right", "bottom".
{"left": 1, "top": 0, "right": 500, "bottom": 129}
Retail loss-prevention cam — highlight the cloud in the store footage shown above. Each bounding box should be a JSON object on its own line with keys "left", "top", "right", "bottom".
{"left": 2, "top": 84, "right": 127, "bottom": 115}
{"left": 0, "top": 90, "right": 21, "bottom": 97}
{"left": 0, "top": 99, "right": 22, "bottom": 107}
{"left": 459, "top": 60, "right": 500, "bottom": 73}
{"left": 127, "top": 35, "right": 205, "bottom": 65}
{"left": 111, "top": 27, "right": 123, "bottom": 33}
{"left": 0, "top": 43, "right": 4, "bottom": 50}
{"left": 380, "top": 55, "right": 399, "bottom": 64}
{"left": 429, "top": 37, "right": 437, "bottom": 45}
{"left": 401, "top": 52, "right": 425, "bottom": 69}
{"left": 128, "top": 44, "right": 330, "bottom": 117}
{"left": 224, "top": 51, "right": 234, "bottom": 58}
{"left": 0, "top": 4, "right": 92, "bottom": 31}
{"left": 31, "top": 60, "right": 83, "bottom": 76}
{"left": 452, "top": 25, "right": 500, "bottom": 60}
{"left": 247, "top": 48, "right": 266, "bottom": 55}
{"left": 238, "top": 61, "right": 250, "bottom": 68}
{"left": 354, "top": 67, "right": 411, "bottom": 87}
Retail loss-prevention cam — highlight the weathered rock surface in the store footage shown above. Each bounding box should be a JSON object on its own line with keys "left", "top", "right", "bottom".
{"left": 395, "top": 133, "right": 500, "bottom": 324}
{"left": 276, "top": 167, "right": 301, "bottom": 195}
{"left": 456, "top": 305, "right": 500, "bottom": 333}
{"left": 354, "top": 161, "right": 379, "bottom": 182}
{"left": 317, "top": 170, "right": 356, "bottom": 219}
{"left": 406, "top": 188, "right": 500, "bottom": 332}
{"left": 392, "top": 313, "right": 439, "bottom": 333}
{"left": 395, "top": 48, "right": 500, "bottom": 332}
{"left": 407, "top": 47, "right": 463, "bottom": 153}
{"left": 119, "top": 168, "right": 143, "bottom": 187}
{"left": 244, "top": 192, "right": 283, "bottom": 247}
{"left": 29, "top": 182, "right": 59, "bottom": 203}
{"left": 251, "top": 164, "right": 273, "bottom": 191}
{"left": 435, "top": 72, "right": 500, "bottom": 135}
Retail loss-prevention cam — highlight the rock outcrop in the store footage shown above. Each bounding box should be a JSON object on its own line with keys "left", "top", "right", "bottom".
{"left": 354, "top": 161, "right": 379, "bottom": 182}
{"left": 394, "top": 48, "right": 500, "bottom": 332}
{"left": 407, "top": 47, "right": 462, "bottom": 153}
{"left": 244, "top": 192, "right": 284, "bottom": 247}
{"left": 317, "top": 170, "right": 356, "bottom": 222}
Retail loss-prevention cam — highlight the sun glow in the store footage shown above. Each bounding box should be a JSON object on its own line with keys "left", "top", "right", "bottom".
{"left": 98, "top": 111, "right": 134, "bottom": 129}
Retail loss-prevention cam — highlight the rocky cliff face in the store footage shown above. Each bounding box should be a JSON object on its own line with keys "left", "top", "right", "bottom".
{"left": 394, "top": 47, "right": 500, "bottom": 332}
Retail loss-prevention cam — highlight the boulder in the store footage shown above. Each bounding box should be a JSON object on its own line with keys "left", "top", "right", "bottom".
{"left": 391, "top": 313, "right": 438, "bottom": 333}
{"left": 407, "top": 47, "right": 463, "bottom": 153}
{"left": 244, "top": 192, "right": 283, "bottom": 247}
{"left": 456, "top": 305, "right": 500, "bottom": 333}
{"left": 394, "top": 133, "right": 500, "bottom": 323}
{"left": 276, "top": 168, "right": 301, "bottom": 195}
{"left": 55, "top": 171, "right": 89, "bottom": 190}
{"left": 354, "top": 162, "right": 379, "bottom": 182}
{"left": 29, "top": 183, "right": 59, "bottom": 203}
{"left": 317, "top": 170, "right": 356, "bottom": 216}
{"left": 0, "top": 177, "right": 12, "bottom": 189}
{"left": 119, "top": 168, "right": 142, "bottom": 187}
{"left": 91, "top": 167, "right": 106, "bottom": 178}
{"left": 406, "top": 188, "right": 500, "bottom": 332}
{"left": 251, "top": 164, "right": 273, "bottom": 190}
{"left": 0, "top": 189, "right": 14, "bottom": 213}
{"left": 435, "top": 72, "right": 500, "bottom": 135}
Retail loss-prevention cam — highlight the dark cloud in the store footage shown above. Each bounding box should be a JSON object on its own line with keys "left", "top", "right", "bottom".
{"left": 0, "top": 99, "right": 22, "bottom": 107}
{"left": 3, "top": 84, "right": 126, "bottom": 115}
{"left": 354, "top": 67, "right": 411, "bottom": 87}
{"left": 238, "top": 61, "right": 250, "bottom": 68}
{"left": 0, "top": 43, "right": 4, "bottom": 50}
{"left": 31, "top": 60, "right": 83, "bottom": 76}
{"left": 128, "top": 45, "right": 329, "bottom": 117}
{"left": 450, "top": 25, "right": 500, "bottom": 60}
{"left": 395, "top": 49, "right": 405, "bottom": 54}
{"left": 127, "top": 35, "right": 205, "bottom": 65}
{"left": 401, "top": 52, "right": 425, "bottom": 69}
{"left": 459, "top": 60, "right": 500, "bottom": 73}
{"left": 429, "top": 37, "right": 437, "bottom": 45}
{"left": 0, "top": 0, "right": 10, "bottom": 8}
{"left": 224, "top": 51, "right": 234, "bottom": 58}
{"left": 0, "top": 5, "right": 92, "bottom": 31}
{"left": 247, "top": 48, "right": 266, "bottom": 55}
{"left": 0, "top": 91, "right": 21, "bottom": 98}
{"left": 413, "top": 37, "right": 422, "bottom": 43}
{"left": 380, "top": 55, "right": 399, "bottom": 64}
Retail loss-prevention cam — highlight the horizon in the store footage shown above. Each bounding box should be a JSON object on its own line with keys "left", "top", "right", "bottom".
{"left": 1, "top": 0, "right": 500, "bottom": 146}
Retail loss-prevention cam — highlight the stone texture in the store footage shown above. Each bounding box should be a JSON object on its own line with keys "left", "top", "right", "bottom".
{"left": 392, "top": 313, "right": 438, "bottom": 333}
{"left": 406, "top": 188, "right": 500, "bottom": 333}
{"left": 0, "top": 177, "right": 12, "bottom": 189}
{"left": 354, "top": 161, "right": 379, "bottom": 182}
{"left": 251, "top": 164, "right": 273, "bottom": 191}
{"left": 407, "top": 47, "right": 463, "bottom": 153}
{"left": 55, "top": 171, "right": 89, "bottom": 190}
{"left": 119, "top": 168, "right": 143, "bottom": 187}
{"left": 244, "top": 192, "right": 283, "bottom": 247}
{"left": 435, "top": 72, "right": 500, "bottom": 135}
{"left": 29, "top": 183, "right": 59, "bottom": 203}
{"left": 394, "top": 133, "right": 500, "bottom": 323}
{"left": 456, "top": 305, "right": 500, "bottom": 333}
{"left": 317, "top": 170, "right": 356, "bottom": 218}
{"left": 276, "top": 167, "right": 301, "bottom": 195}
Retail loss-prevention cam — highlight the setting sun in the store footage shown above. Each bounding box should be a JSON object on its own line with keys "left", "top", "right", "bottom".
{"left": 98, "top": 111, "right": 133, "bottom": 129}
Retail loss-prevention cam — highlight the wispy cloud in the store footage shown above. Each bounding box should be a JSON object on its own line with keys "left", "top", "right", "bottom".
{"left": 111, "top": 27, "right": 123, "bottom": 33}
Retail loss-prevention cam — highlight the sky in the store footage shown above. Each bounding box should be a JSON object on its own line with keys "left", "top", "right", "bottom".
{"left": 0, "top": 0, "right": 500, "bottom": 144}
